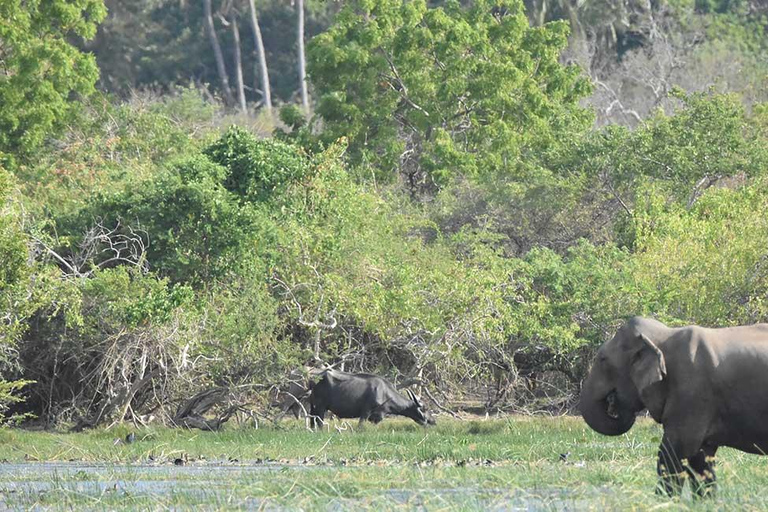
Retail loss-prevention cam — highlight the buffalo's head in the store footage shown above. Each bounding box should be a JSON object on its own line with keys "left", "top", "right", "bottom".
{"left": 406, "top": 389, "right": 436, "bottom": 426}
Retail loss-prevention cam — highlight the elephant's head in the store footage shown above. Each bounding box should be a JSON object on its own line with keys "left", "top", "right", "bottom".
{"left": 579, "top": 318, "right": 667, "bottom": 435}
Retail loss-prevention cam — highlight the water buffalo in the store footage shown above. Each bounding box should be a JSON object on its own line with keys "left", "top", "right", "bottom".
{"left": 309, "top": 370, "right": 435, "bottom": 428}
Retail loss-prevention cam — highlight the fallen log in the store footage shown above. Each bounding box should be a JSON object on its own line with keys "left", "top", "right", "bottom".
{"left": 172, "top": 387, "right": 238, "bottom": 431}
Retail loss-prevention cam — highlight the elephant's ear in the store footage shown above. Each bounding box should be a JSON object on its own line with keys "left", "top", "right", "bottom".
{"left": 629, "top": 333, "right": 667, "bottom": 395}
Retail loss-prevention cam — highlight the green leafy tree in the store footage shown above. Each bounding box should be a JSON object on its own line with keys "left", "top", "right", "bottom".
{"left": 307, "top": 0, "right": 592, "bottom": 190}
{"left": 0, "top": 168, "right": 26, "bottom": 308}
{"left": 0, "top": 167, "right": 35, "bottom": 423}
{"left": 0, "top": 0, "right": 106, "bottom": 163}
{"left": 626, "top": 91, "right": 768, "bottom": 204}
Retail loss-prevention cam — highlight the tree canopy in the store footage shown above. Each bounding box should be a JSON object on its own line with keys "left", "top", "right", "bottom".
{"left": 308, "top": 0, "right": 592, "bottom": 190}
{"left": 0, "top": 0, "right": 106, "bottom": 163}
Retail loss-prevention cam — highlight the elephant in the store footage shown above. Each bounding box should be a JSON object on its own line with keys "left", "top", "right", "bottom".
{"left": 580, "top": 316, "right": 768, "bottom": 496}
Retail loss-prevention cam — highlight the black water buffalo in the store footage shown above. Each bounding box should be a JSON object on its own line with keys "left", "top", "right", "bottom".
{"left": 309, "top": 370, "right": 435, "bottom": 428}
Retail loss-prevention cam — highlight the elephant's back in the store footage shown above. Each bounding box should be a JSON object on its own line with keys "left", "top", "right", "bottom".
{"left": 702, "top": 324, "right": 768, "bottom": 352}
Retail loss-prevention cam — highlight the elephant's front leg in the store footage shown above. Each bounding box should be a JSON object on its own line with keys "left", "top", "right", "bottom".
{"left": 656, "top": 436, "right": 686, "bottom": 496}
{"left": 687, "top": 446, "right": 718, "bottom": 497}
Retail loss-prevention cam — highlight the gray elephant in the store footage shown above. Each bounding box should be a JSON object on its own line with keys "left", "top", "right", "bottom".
{"left": 580, "top": 316, "right": 768, "bottom": 496}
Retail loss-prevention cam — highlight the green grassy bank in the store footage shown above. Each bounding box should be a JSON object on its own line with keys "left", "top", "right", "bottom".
{"left": 1, "top": 417, "right": 768, "bottom": 510}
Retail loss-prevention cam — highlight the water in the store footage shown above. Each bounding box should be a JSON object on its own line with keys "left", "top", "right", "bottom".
{"left": 0, "top": 462, "right": 616, "bottom": 510}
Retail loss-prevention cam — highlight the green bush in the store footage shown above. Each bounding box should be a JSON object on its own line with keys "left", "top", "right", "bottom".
{"left": 630, "top": 179, "right": 768, "bottom": 325}
{"left": 0, "top": 167, "right": 36, "bottom": 423}
{"left": 205, "top": 127, "right": 311, "bottom": 202}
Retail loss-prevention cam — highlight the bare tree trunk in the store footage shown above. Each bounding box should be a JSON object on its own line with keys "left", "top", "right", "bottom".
{"left": 297, "top": 0, "right": 309, "bottom": 114}
{"left": 203, "top": 0, "right": 235, "bottom": 105}
{"left": 535, "top": 0, "right": 547, "bottom": 26}
{"left": 247, "top": 0, "right": 272, "bottom": 114}
{"left": 231, "top": 13, "right": 248, "bottom": 114}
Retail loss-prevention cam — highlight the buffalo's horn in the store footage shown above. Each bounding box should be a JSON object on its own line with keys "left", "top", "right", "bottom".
{"left": 408, "top": 389, "right": 422, "bottom": 406}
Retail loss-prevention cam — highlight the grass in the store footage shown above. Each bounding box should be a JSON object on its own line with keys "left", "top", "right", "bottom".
{"left": 1, "top": 416, "right": 768, "bottom": 509}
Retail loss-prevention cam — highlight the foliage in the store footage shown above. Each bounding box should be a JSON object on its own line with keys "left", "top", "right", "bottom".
{"left": 0, "top": 168, "right": 26, "bottom": 301}
{"left": 0, "top": 379, "right": 34, "bottom": 425}
{"left": 307, "top": 0, "right": 592, "bottom": 189}
{"left": 17, "top": 265, "right": 203, "bottom": 425}
{"left": 0, "top": 0, "right": 106, "bottom": 163}
{"left": 16, "top": 89, "right": 217, "bottom": 223}
{"left": 3, "top": 0, "right": 768, "bottom": 426}
{"left": 621, "top": 91, "right": 768, "bottom": 198}
{"left": 630, "top": 180, "right": 768, "bottom": 326}
{"left": 195, "top": 277, "right": 290, "bottom": 384}
{"left": 0, "top": 168, "right": 35, "bottom": 423}
{"left": 73, "top": 126, "right": 312, "bottom": 285}
{"left": 91, "top": 155, "right": 266, "bottom": 284}
{"left": 205, "top": 127, "right": 310, "bottom": 202}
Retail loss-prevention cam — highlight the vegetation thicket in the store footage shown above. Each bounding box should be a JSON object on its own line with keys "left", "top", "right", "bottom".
{"left": 0, "top": 0, "right": 766, "bottom": 427}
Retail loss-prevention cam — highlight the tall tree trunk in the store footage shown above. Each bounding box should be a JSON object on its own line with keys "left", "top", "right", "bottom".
{"left": 247, "top": 0, "right": 273, "bottom": 114}
{"left": 231, "top": 13, "right": 247, "bottom": 114}
{"left": 297, "top": 0, "right": 309, "bottom": 114}
{"left": 203, "top": 0, "right": 235, "bottom": 105}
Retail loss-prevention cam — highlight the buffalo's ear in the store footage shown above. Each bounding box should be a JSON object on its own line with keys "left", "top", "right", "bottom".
{"left": 629, "top": 333, "right": 667, "bottom": 396}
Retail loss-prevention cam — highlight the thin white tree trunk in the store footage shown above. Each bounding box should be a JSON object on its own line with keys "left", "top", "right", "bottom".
{"left": 297, "top": 0, "right": 309, "bottom": 114}
{"left": 247, "top": 0, "right": 273, "bottom": 113}
{"left": 231, "top": 13, "right": 248, "bottom": 114}
{"left": 203, "top": 0, "right": 235, "bottom": 105}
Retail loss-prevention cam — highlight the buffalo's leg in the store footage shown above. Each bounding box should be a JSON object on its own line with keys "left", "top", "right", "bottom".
{"left": 310, "top": 405, "right": 326, "bottom": 430}
{"left": 656, "top": 435, "right": 686, "bottom": 496}
{"left": 687, "top": 445, "right": 718, "bottom": 497}
{"left": 358, "top": 410, "right": 372, "bottom": 428}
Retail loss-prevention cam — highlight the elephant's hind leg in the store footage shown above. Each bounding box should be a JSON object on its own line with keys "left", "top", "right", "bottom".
{"left": 687, "top": 445, "right": 718, "bottom": 497}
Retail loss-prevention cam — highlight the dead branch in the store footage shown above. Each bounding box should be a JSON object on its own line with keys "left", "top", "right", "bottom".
{"left": 272, "top": 275, "right": 338, "bottom": 362}
{"left": 380, "top": 49, "right": 429, "bottom": 117}
{"left": 423, "top": 386, "right": 461, "bottom": 419}
{"left": 687, "top": 174, "right": 720, "bottom": 208}
{"left": 32, "top": 220, "right": 148, "bottom": 279}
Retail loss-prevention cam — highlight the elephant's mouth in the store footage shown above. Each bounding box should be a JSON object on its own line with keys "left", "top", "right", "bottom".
{"left": 605, "top": 390, "right": 619, "bottom": 420}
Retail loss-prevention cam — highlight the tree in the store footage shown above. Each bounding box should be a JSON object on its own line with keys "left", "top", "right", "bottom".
{"left": 307, "top": 0, "right": 592, "bottom": 191}
{"left": 247, "top": 0, "right": 273, "bottom": 112}
{"left": 0, "top": 167, "right": 27, "bottom": 352}
{"left": 230, "top": 10, "right": 248, "bottom": 113}
{"left": 296, "top": 0, "right": 309, "bottom": 113}
{"left": 593, "top": 90, "right": 768, "bottom": 209}
{"left": 0, "top": 0, "right": 107, "bottom": 163}
{"left": 0, "top": 166, "right": 35, "bottom": 423}
{"left": 203, "top": 0, "right": 236, "bottom": 105}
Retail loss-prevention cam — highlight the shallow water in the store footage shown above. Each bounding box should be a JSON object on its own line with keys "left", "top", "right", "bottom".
{"left": 0, "top": 461, "right": 616, "bottom": 510}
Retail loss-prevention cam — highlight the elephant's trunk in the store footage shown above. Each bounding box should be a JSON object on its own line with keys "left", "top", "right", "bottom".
{"left": 579, "top": 372, "right": 636, "bottom": 436}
